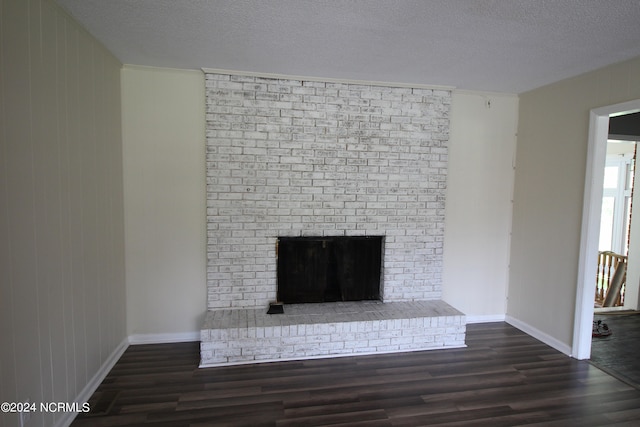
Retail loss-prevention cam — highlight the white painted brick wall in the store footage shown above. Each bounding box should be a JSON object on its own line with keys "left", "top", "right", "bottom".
{"left": 206, "top": 73, "right": 451, "bottom": 309}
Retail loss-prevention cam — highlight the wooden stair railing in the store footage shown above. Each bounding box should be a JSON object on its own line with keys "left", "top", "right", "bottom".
{"left": 595, "top": 251, "right": 627, "bottom": 307}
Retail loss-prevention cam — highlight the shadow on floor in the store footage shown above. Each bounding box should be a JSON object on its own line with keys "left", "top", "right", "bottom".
{"left": 591, "top": 311, "right": 640, "bottom": 389}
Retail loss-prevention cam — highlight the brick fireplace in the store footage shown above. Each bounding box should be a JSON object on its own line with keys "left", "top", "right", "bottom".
{"left": 201, "top": 72, "right": 465, "bottom": 366}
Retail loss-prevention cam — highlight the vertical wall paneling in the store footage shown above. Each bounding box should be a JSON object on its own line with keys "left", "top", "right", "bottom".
{"left": 0, "top": 1, "right": 126, "bottom": 426}
{"left": 0, "top": 0, "right": 20, "bottom": 421}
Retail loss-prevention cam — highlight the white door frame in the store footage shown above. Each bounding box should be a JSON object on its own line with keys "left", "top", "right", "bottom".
{"left": 573, "top": 99, "right": 640, "bottom": 360}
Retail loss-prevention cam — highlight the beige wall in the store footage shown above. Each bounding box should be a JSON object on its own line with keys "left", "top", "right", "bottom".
{"left": 0, "top": 1, "right": 126, "bottom": 426}
{"left": 443, "top": 91, "right": 519, "bottom": 320}
{"left": 121, "top": 66, "right": 206, "bottom": 340}
{"left": 119, "top": 71, "right": 518, "bottom": 329}
{"left": 509, "top": 56, "right": 640, "bottom": 349}
{"left": 119, "top": 69, "right": 518, "bottom": 333}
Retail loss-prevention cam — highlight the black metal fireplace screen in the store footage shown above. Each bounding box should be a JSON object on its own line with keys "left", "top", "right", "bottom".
{"left": 276, "top": 236, "right": 383, "bottom": 304}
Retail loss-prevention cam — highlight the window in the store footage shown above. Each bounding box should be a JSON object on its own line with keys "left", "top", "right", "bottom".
{"left": 599, "top": 151, "right": 635, "bottom": 254}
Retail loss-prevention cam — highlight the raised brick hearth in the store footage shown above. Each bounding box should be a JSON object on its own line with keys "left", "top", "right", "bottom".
{"left": 200, "top": 300, "right": 465, "bottom": 367}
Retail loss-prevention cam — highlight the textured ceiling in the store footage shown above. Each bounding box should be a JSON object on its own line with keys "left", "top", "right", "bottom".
{"left": 54, "top": 0, "right": 640, "bottom": 93}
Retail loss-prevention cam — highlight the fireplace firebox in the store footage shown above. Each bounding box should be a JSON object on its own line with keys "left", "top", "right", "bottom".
{"left": 276, "top": 236, "right": 383, "bottom": 304}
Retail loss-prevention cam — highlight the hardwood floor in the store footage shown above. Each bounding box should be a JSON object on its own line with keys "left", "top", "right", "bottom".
{"left": 72, "top": 322, "right": 640, "bottom": 426}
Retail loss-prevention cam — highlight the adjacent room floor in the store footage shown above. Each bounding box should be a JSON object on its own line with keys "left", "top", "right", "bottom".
{"left": 591, "top": 311, "right": 640, "bottom": 389}
{"left": 71, "top": 322, "right": 640, "bottom": 426}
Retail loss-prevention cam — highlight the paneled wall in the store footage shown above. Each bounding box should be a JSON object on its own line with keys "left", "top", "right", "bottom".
{"left": 0, "top": 1, "right": 126, "bottom": 426}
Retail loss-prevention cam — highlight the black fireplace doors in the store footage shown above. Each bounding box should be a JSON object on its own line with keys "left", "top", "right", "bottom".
{"left": 276, "top": 236, "right": 383, "bottom": 304}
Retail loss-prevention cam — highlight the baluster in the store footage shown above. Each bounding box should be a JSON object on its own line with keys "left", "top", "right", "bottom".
{"left": 596, "top": 252, "right": 604, "bottom": 303}
{"left": 604, "top": 254, "right": 609, "bottom": 300}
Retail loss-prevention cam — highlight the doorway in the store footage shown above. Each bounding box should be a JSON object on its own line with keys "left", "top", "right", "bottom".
{"left": 594, "top": 141, "right": 635, "bottom": 308}
{"left": 574, "top": 100, "right": 640, "bottom": 360}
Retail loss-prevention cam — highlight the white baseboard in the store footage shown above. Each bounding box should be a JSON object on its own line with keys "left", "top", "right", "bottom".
{"left": 505, "top": 315, "right": 572, "bottom": 356}
{"left": 128, "top": 331, "right": 200, "bottom": 345}
{"left": 55, "top": 337, "right": 129, "bottom": 427}
{"left": 465, "top": 314, "right": 506, "bottom": 324}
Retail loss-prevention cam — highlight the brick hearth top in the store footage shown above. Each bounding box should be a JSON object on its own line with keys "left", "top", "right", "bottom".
{"left": 202, "top": 300, "right": 464, "bottom": 330}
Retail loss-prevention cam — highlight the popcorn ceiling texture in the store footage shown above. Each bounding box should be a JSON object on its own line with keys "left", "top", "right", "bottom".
{"left": 58, "top": 0, "right": 640, "bottom": 93}
{"left": 205, "top": 72, "right": 451, "bottom": 310}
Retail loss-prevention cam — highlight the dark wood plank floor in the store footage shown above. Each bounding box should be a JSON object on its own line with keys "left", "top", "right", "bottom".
{"left": 72, "top": 323, "right": 640, "bottom": 426}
